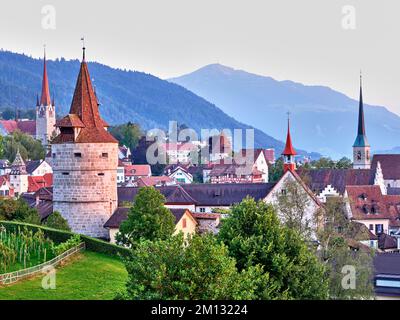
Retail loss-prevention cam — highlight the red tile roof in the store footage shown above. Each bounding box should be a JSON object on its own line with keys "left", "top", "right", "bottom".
{"left": 53, "top": 57, "right": 117, "bottom": 144}
{"left": 136, "top": 176, "right": 174, "bottom": 187}
{"left": 346, "top": 185, "right": 400, "bottom": 227}
{"left": 0, "top": 120, "right": 36, "bottom": 136}
{"left": 124, "top": 165, "right": 151, "bottom": 177}
{"left": 28, "top": 173, "right": 53, "bottom": 193}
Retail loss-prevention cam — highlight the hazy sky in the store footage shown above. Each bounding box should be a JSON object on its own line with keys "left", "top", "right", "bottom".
{"left": 1, "top": 0, "right": 400, "bottom": 114}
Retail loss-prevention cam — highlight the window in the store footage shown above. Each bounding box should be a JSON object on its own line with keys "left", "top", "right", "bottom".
{"left": 62, "top": 172, "right": 69, "bottom": 176}
{"left": 200, "top": 208, "right": 206, "bottom": 213}
{"left": 52, "top": 153, "right": 56, "bottom": 158}
{"left": 369, "top": 224, "right": 373, "bottom": 231}
{"left": 182, "top": 218, "right": 187, "bottom": 228}
{"left": 102, "top": 153, "right": 108, "bottom": 158}
{"left": 74, "top": 153, "right": 82, "bottom": 158}
{"left": 98, "top": 173, "right": 105, "bottom": 176}
{"left": 375, "top": 224, "right": 384, "bottom": 234}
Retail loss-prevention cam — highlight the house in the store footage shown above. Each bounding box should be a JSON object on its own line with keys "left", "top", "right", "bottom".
{"left": 0, "top": 175, "right": 14, "bottom": 198}
{"left": 191, "top": 212, "right": 221, "bottom": 234}
{"left": 26, "top": 159, "right": 53, "bottom": 177}
{"left": 239, "top": 148, "right": 273, "bottom": 180}
{"left": 124, "top": 164, "right": 152, "bottom": 183}
{"left": 117, "top": 162, "right": 125, "bottom": 185}
{"left": 371, "top": 155, "right": 400, "bottom": 189}
{"left": 209, "top": 163, "right": 264, "bottom": 184}
{"left": 104, "top": 207, "right": 198, "bottom": 243}
{"left": 106, "top": 169, "right": 322, "bottom": 242}
{"left": 344, "top": 185, "right": 400, "bottom": 236}
{"left": 0, "top": 160, "right": 11, "bottom": 175}
{"left": 27, "top": 173, "right": 53, "bottom": 193}
{"left": 0, "top": 119, "right": 36, "bottom": 138}
{"left": 136, "top": 176, "right": 175, "bottom": 187}
{"left": 160, "top": 142, "right": 199, "bottom": 164}
{"left": 118, "top": 145, "right": 132, "bottom": 164}
{"left": 374, "top": 253, "right": 400, "bottom": 300}
{"left": 165, "top": 164, "right": 193, "bottom": 184}
{"left": 21, "top": 187, "right": 53, "bottom": 222}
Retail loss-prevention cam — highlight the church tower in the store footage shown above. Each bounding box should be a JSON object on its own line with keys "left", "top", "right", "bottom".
{"left": 282, "top": 115, "right": 297, "bottom": 172}
{"left": 36, "top": 48, "right": 56, "bottom": 147}
{"left": 52, "top": 46, "right": 118, "bottom": 238}
{"left": 353, "top": 74, "right": 371, "bottom": 169}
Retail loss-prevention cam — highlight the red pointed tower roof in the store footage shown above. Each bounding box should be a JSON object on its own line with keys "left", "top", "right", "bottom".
{"left": 40, "top": 49, "right": 52, "bottom": 106}
{"left": 53, "top": 47, "right": 117, "bottom": 144}
{"left": 282, "top": 117, "right": 297, "bottom": 156}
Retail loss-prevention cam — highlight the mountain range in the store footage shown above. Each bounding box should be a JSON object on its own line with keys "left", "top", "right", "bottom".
{"left": 169, "top": 64, "right": 400, "bottom": 159}
{"left": 0, "top": 50, "right": 317, "bottom": 156}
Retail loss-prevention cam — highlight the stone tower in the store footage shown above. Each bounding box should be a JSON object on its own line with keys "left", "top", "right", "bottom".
{"left": 282, "top": 115, "right": 297, "bottom": 172}
{"left": 353, "top": 74, "right": 371, "bottom": 169}
{"left": 9, "top": 149, "right": 28, "bottom": 197}
{"left": 52, "top": 47, "right": 118, "bottom": 238}
{"left": 36, "top": 49, "right": 56, "bottom": 147}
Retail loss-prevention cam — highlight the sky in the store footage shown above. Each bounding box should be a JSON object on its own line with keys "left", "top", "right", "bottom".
{"left": 1, "top": 0, "right": 400, "bottom": 114}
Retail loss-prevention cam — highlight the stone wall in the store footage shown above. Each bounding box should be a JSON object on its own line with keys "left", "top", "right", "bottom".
{"left": 52, "top": 142, "right": 118, "bottom": 238}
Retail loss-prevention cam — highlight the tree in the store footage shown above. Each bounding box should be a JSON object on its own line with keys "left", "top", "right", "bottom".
{"left": 268, "top": 158, "right": 284, "bottom": 182}
{"left": 0, "top": 198, "right": 40, "bottom": 225}
{"left": 119, "top": 233, "right": 267, "bottom": 300}
{"left": 312, "top": 157, "right": 336, "bottom": 169}
{"left": 109, "top": 122, "right": 142, "bottom": 153}
{"left": 45, "top": 211, "right": 71, "bottom": 231}
{"left": 336, "top": 157, "right": 352, "bottom": 169}
{"left": 116, "top": 187, "right": 175, "bottom": 246}
{"left": 275, "top": 179, "right": 316, "bottom": 239}
{"left": 2, "top": 130, "right": 45, "bottom": 162}
{"left": 316, "top": 197, "right": 374, "bottom": 299}
{"left": 218, "top": 197, "right": 329, "bottom": 299}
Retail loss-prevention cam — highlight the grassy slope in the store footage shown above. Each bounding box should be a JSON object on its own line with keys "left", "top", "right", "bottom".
{"left": 0, "top": 251, "right": 128, "bottom": 300}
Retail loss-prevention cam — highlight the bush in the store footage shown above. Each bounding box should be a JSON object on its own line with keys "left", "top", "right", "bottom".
{"left": 52, "top": 234, "right": 82, "bottom": 256}
{"left": 44, "top": 211, "right": 70, "bottom": 231}
{"left": 0, "top": 221, "right": 130, "bottom": 257}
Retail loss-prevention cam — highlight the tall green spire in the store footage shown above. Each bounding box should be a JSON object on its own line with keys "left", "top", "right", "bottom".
{"left": 353, "top": 72, "right": 369, "bottom": 147}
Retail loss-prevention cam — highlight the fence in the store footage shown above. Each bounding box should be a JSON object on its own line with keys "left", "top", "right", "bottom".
{"left": 0, "top": 242, "right": 85, "bottom": 285}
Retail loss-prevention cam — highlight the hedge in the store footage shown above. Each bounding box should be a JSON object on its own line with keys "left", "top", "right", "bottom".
{"left": 0, "top": 221, "right": 130, "bottom": 257}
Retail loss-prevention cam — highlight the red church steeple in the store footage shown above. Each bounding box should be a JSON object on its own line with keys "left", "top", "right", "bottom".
{"left": 40, "top": 47, "right": 52, "bottom": 106}
{"left": 282, "top": 114, "right": 297, "bottom": 172}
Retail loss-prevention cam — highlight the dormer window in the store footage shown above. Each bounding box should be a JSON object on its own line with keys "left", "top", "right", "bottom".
{"left": 362, "top": 205, "right": 368, "bottom": 214}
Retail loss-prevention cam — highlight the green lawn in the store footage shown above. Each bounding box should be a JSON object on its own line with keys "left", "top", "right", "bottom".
{"left": 0, "top": 251, "right": 128, "bottom": 300}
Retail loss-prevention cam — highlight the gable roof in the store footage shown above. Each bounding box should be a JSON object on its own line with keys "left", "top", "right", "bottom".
{"left": 371, "top": 154, "right": 400, "bottom": 181}
{"left": 378, "top": 233, "right": 398, "bottom": 250}
{"left": 117, "top": 183, "right": 276, "bottom": 207}
{"left": 26, "top": 160, "right": 42, "bottom": 174}
{"left": 28, "top": 173, "right": 53, "bottom": 193}
{"left": 346, "top": 185, "right": 400, "bottom": 227}
{"left": 298, "top": 168, "right": 371, "bottom": 195}
{"left": 0, "top": 120, "right": 36, "bottom": 136}
{"left": 136, "top": 176, "right": 174, "bottom": 187}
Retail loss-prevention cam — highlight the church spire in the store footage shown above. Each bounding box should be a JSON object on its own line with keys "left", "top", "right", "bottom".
{"left": 353, "top": 72, "right": 371, "bottom": 169}
{"left": 282, "top": 113, "right": 297, "bottom": 172}
{"left": 353, "top": 71, "right": 369, "bottom": 147}
{"left": 40, "top": 46, "right": 52, "bottom": 106}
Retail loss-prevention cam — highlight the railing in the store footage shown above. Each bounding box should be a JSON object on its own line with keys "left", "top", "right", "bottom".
{"left": 0, "top": 242, "right": 85, "bottom": 285}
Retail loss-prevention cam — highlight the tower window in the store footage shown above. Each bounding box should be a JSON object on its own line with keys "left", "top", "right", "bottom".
{"left": 102, "top": 153, "right": 108, "bottom": 158}
{"left": 74, "top": 152, "right": 82, "bottom": 158}
{"left": 62, "top": 172, "right": 69, "bottom": 176}
{"left": 98, "top": 173, "right": 105, "bottom": 176}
